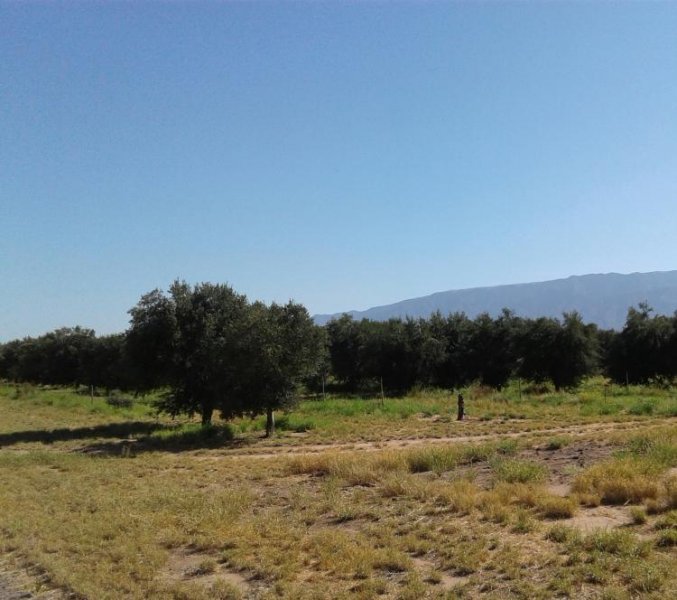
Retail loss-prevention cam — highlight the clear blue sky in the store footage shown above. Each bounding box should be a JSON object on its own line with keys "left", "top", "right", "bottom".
{"left": 2, "top": 3, "right": 677, "bottom": 340}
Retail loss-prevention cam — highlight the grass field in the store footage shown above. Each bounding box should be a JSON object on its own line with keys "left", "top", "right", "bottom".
{"left": 0, "top": 381, "right": 675, "bottom": 599}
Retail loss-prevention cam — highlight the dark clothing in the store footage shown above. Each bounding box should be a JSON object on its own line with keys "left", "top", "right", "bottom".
{"left": 457, "top": 394, "right": 465, "bottom": 421}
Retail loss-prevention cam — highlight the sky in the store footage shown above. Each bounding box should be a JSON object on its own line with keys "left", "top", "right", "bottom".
{"left": 2, "top": 2, "right": 677, "bottom": 341}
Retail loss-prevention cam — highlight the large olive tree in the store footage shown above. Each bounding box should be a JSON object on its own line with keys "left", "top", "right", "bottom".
{"left": 126, "top": 281, "right": 322, "bottom": 431}
{"left": 126, "top": 281, "right": 250, "bottom": 425}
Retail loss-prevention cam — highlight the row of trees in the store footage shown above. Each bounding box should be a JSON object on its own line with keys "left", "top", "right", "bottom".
{"left": 327, "top": 303, "right": 677, "bottom": 391}
{"left": 604, "top": 303, "right": 677, "bottom": 385}
{"left": 2, "top": 282, "right": 677, "bottom": 427}
{"left": 326, "top": 310, "right": 598, "bottom": 392}
{"left": 0, "top": 282, "right": 323, "bottom": 434}
{"left": 0, "top": 327, "right": 128, "bottom": 391}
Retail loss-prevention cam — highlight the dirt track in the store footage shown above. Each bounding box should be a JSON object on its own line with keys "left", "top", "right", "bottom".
{"left": 195, "top": 417, "right": 673, "bottom": 460}
{"left": 0, "top": 559, "right": 64, "bottom": 600}
{"left": 0, "top": 577, "right": 30, "bottom": 600}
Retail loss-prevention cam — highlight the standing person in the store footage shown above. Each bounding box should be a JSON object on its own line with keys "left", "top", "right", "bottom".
{"left": 457, "top": 393, "right": 465, "bottom": 421}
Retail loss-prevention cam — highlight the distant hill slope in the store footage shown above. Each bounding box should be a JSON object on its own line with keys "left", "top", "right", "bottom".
{"left": 314, "top": 271, "right": 677, "bottom": 329}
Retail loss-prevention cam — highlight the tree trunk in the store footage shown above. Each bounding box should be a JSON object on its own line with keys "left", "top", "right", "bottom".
{"left": 265, "top": 407, "right": 275, "bottom": 437}
{"left": 201, "top": 403, "right": 214, "bottom": 427}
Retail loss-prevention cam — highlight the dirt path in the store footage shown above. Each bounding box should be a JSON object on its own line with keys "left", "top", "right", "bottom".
{"left": 194, "top": 418, "right": 673, "bottom": 460}
{"left": 0, "top": 577, "right": 31, "bottom": 600}
{"left": 0, "top": 557, "right": 66, "bottom": 600}
{"left": 0, "top": 569, "right": 62, "bottom": 600}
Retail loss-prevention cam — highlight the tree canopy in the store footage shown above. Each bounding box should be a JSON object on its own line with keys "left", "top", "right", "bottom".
{"left": 125, "top": 281, "right": 323, "bottom": 430}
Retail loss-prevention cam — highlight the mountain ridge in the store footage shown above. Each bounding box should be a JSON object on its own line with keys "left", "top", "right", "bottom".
{"left": 313, "top": 270, "right": 677, "bottom": 330}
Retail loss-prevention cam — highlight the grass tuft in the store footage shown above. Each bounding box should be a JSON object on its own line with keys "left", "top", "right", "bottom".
{"left": 584, "top": 530, "right": 649, "bottom": 558}
{"left": 537, "top": 496, "right": 577, "bottom": 520}
{"left": 490, "top": 458, "right": 547, "bottom": 484}
{"left": 572, "top": 459, "right": 661, "bottom": 504}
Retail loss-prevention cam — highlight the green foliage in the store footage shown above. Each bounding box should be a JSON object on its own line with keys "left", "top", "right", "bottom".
{"left": 126, "top": 281, "right": 323, "bottom": 427}
{"left": 606, "top": 303, "right": 677, "bottom": 385}
{"left": 4, "top": 295, "right": 677, "bottom": 423}
{"left": 235, "top": 299, "right": 324, "bottom": 433}
{"left": 324, "top": 308, "right": 602, "bottom": 395}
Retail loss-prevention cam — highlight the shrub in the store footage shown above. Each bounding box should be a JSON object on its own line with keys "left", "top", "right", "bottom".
{"left": 523, "top": 382, "right": 552, "bottom": 395}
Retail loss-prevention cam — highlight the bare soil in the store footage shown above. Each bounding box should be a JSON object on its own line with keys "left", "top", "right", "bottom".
{"left": 189, "top": 418, "right": 657, "bottom": 461}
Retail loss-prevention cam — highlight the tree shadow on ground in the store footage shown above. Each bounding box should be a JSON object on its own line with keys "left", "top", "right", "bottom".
{"left": 78, "top": 423, "right": 250, "bottom": 455}
{"left": 0, "top": 421, "right": 163, "bottom": 447}
{"left": 0, "top": 421, "right": 250, "bottom": 453}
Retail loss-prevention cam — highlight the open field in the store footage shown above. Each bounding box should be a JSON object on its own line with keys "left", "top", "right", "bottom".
{"left": 0, "top": 382, "right": 676, "bottom": 599}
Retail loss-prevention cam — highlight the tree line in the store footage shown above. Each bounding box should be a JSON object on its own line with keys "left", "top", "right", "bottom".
{"left": 325, "top": 303, "right": 676, "bottom": 392}
{"left": 2, "top": 280, "right": 677, "bottom": 428}
{"left": 0, "top": 282, "right": 323, "bottom": 434}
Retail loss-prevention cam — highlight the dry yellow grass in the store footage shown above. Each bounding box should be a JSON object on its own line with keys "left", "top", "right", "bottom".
{"left": 572, "top": 458, "right": 661, "bottom": 504}
{"left": 0, "top": 383, "right": 676, "bottom": 598}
